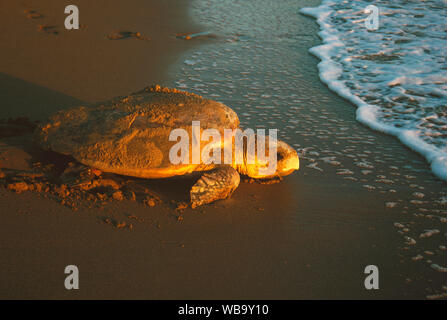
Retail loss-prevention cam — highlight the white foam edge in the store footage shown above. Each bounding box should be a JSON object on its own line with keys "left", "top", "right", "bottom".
{"left": 299, "top": 2, "right": 447, "bottom": 181}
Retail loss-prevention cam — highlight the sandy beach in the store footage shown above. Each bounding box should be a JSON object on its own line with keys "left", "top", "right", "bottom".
{"left": 0, "top": 0, "right": 446, "bottom": 300}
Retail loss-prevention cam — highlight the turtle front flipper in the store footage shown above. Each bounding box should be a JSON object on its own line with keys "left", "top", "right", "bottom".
{"left": 190, "top": 165, "right": 240, "bottom": 208}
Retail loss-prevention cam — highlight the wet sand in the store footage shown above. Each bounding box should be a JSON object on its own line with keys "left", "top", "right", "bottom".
{"left": 0, "top": 0, "right": 446, "bottom": 299}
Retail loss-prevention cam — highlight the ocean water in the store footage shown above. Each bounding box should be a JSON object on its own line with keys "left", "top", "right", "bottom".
{"left": 300, "top": 0, "right": 447, "bottom": 181}
{"left": 169, "top": 0, "right": 447, "bottom": 192}
{"left": 173, "top": 0, "right": 322, "bottom": 146}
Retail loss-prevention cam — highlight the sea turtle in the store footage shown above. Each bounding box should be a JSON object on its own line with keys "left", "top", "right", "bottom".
{"left": 34, "top": 86, "right": 299, "bottom": 208}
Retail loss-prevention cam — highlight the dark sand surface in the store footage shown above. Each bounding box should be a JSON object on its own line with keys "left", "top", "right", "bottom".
{"left": 0, "top": 0, "right": 201, "bottom": 118}
{"left": 0, "top": 0, "right": 446, "bottom": 300}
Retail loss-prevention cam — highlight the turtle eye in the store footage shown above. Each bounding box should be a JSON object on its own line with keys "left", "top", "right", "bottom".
{"left": 277, "top": 152, "right": 284, "bottom": 161}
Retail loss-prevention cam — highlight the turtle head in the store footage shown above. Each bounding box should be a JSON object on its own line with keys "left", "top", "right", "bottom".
{"left": 243, "top": 139, "right": 299, "bottom": 179}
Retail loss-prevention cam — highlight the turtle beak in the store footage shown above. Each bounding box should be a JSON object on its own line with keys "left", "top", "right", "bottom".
{"left": 277, "top": 141, "right": 299, "bottom": 176}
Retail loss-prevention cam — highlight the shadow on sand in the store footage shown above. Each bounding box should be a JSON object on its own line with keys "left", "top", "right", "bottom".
{"left": 0, "top": 72, "right": 85, "bottom": 120}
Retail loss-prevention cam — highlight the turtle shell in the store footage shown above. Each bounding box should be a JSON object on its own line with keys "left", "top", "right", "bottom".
{"left": 34, "top": 86, "right": 240, "bottom": 178}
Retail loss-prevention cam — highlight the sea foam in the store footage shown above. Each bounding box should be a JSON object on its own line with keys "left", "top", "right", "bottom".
{"left": 300, "top": 0, "right": 447, "bottom": 181}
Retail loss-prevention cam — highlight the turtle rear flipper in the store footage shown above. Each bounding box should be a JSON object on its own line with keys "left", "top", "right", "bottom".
{"left": 190, "top": 165, "right": 240, "bottom": 208}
